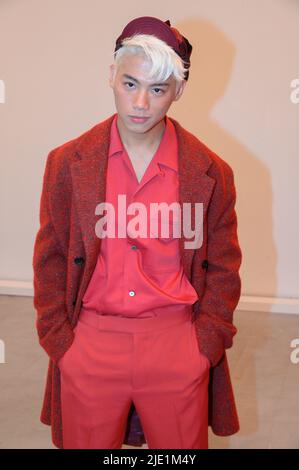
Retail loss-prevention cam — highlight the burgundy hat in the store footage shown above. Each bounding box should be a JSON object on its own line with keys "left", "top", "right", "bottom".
{"left": 114, "top": 16, "right": 192, "bottom": 81}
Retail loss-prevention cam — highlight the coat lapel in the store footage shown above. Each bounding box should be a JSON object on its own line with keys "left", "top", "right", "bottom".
{"left": 70, "top": 115, "right": 113, "bottom": 279}
{"left": 171, "top": 117, "right": 215, "bottom": 274}
{"left": 70, "top": 113, "right": 215, "bottom": 284}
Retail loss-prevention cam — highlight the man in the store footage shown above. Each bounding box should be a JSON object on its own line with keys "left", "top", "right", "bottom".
{"left": 32, "top": 16, "right": 242, "bottom": 449}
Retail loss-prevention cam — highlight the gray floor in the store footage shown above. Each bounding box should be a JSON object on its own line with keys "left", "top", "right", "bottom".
{"left": 0, "top": 294, "right": 298, "bottom": 449}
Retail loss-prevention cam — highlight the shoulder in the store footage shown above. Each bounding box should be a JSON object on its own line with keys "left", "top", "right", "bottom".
{"left": 45, "top": 114, "right": 115, "bottom": 172}
{"left": 169, "top": 116, "right": 235, "bottom": 186}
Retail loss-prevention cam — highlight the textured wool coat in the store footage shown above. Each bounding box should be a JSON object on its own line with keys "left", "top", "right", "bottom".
{"left": 32, "top": 113, "right": 242, "bottom": 448}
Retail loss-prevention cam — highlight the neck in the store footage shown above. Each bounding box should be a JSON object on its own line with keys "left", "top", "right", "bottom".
{"left": 116, "top": 115, "right": 166, "bottom": 153}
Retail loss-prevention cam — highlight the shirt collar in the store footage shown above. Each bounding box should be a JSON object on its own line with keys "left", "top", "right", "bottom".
{"left": 108, "top": 114, "right": 178, "bottom": 173}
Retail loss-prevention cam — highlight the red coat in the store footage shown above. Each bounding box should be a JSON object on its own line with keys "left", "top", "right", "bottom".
{"left": 32, "top": 113, "right": 242, "bottom": 448}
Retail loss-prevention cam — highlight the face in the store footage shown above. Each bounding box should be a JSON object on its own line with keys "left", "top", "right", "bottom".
{"left": 109, "top": 53, "right": 186, "bottom": 136}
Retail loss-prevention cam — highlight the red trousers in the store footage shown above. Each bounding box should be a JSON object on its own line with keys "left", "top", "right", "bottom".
{"left": 58, "top": 306, "right": 210, "bottom": 449}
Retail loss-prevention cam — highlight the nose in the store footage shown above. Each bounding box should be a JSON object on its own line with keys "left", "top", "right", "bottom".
{"left": 133, "top": 89, "right": 149, "bottom": 111}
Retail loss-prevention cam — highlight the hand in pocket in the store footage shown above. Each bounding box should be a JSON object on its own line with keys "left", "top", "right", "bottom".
{"left": 190, "top": 323, "right": 211, "bottom": 372}
{"left": 57, "top": 324, "right": 79, "bottom": 371}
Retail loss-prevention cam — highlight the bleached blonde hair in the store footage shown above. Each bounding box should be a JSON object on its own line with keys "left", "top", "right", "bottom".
{"left": 112, "top": 34, "right": 188, "bottom": 88}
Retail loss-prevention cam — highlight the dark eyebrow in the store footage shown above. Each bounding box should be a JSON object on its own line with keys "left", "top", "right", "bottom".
{"left": 122, "top": 74, "right": 170, "bottom": 87}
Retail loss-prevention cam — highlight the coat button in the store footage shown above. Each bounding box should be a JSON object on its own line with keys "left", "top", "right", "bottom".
{"left": 74, "top": 257, "right": 85, "bottom": 265}
{"left": 202, "top": 259, "right": 209, "bottom": 269}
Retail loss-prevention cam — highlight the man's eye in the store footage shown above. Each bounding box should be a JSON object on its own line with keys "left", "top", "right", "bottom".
{"left": 153, "top": 88, "right": 163, "bottom": 94}
{"left": 124, "top": 82, "right": 135, "bottom": 88}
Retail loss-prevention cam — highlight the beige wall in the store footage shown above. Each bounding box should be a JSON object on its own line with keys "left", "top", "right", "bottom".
{"left": 0, "top": 0, "right": 298, "bottom": 305}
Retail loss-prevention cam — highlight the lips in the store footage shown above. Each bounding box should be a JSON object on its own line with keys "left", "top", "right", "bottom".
{"left": 129, "top": 116, "right": 150, "bottom": 123}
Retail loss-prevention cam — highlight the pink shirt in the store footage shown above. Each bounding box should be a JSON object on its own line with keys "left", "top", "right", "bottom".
{"left": 82, "top": 114, "right": 198, "bottom": 317}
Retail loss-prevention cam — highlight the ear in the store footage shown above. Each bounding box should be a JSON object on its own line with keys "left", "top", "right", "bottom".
{"left": 173, "top": 80, "right": 187, "bottom": 102}
{"left": 109, "top": 64, "right": 115, "bottom": 88}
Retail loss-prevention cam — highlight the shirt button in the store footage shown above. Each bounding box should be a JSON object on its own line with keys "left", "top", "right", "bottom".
{"left": 131, "top": 245, "right": 138, "bottom": 250}
{"left": 129, "top": 290, "right": 136, "bottom": 297}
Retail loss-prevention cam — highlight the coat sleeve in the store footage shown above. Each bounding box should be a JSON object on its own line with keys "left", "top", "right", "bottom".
{"left": 194, "top": 161, "right": 242, "bottom": 367}
{"left": 32, "top": 150, "right": 74, "bottom": 365}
